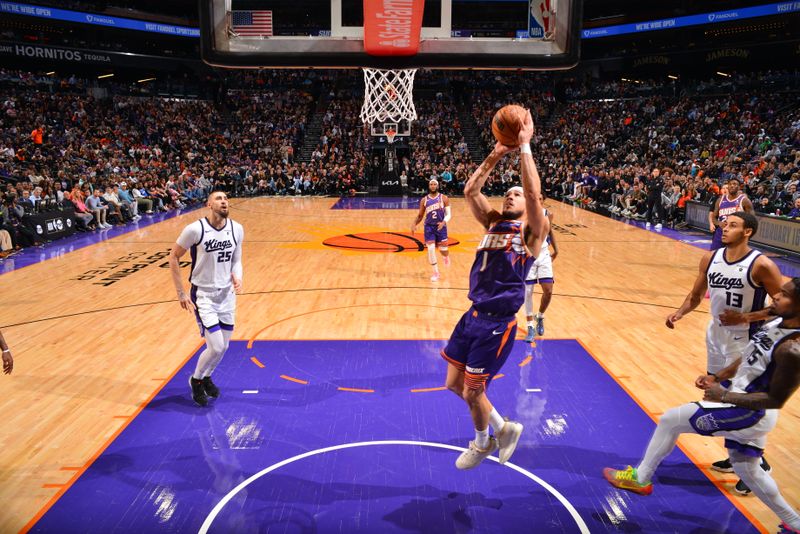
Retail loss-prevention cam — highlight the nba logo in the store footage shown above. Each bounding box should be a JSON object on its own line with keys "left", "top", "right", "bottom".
{"left": 528, "top": 0, "right": 551, "bottom": 38}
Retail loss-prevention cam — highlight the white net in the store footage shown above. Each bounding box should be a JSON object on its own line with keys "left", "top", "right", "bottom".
{"left": 360, "top": 68, "right": 418, "bottom": 125}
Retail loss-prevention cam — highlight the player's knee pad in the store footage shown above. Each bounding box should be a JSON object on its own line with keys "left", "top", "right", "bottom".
{"left": 427, "top": 243, "right": 437, "bottom": 264}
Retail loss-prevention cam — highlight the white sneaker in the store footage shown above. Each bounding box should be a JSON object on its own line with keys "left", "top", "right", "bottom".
{"left": 645, "top": 222, "right": 651, "bottom": 228}
{"left": 431, "top": 273, "right": 440, "bottom": 282}
{"left": 455, "top": 437, "right": 498, "bottom": 470}
{"left": 496, "top": 420, "right": 524, "bottom": 464}
{"left": 655, "top": 223, "right": 663, "bottom": 230}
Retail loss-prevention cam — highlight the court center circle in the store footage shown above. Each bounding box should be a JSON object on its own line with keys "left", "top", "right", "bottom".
{"left": 199, "top": 439, "right": 590, "bottom": 533}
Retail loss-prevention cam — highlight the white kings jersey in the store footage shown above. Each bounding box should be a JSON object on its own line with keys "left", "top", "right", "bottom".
{"left": 730, "top": 317, "right": 800, "bottom": 394}
{"left": 707, "top": 248, "right": 766, "bottom": 333}
{"left": 176, "top": 217, "right": 244, "bottom": 289}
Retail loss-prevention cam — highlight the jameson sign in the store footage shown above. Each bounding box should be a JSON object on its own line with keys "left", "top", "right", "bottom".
{"left": 0, "top": 42, "right": 111, "bottom": 63}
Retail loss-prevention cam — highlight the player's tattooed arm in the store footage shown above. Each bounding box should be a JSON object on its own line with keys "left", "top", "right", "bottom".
{"left": 704, "top": 338, "right": 800, "bottom": 409}
{"left": 464, "top": 146, "right": 511, "bottom": 228}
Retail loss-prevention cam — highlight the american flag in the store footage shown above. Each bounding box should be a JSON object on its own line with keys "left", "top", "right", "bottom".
{"left": 232, "top": 10, "right": 273, "bottom": 37}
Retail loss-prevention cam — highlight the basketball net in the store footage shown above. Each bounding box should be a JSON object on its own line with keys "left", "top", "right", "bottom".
{"left": 385, "top": 128, "right": 397, "bottom": 144}
{"left": 360, "top": 68, "right": 417, "bottom": 125}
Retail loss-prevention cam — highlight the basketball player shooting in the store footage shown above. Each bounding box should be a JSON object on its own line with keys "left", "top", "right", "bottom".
{"left": 169, "top": 191, "right": 244, "bottom": 407}
{"left": 440, "top": 109, "right": 549, "bottom": 470}
{"left": 411, "top": 179, "right": 451, "bottom": 282}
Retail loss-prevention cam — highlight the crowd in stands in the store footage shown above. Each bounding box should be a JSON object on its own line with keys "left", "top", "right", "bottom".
{"left": 538, "top": 71, "right": 800, "bottom": 228}
{"left": 1, "top": 66, "right": 800, "bottom": 256}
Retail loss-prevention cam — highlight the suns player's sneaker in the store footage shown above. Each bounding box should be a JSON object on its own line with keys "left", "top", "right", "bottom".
{"left": 190, "top": 377, "right": 208, "bottom": 407}
{"left": 524, "top": 325, "right": 535, "bottom": 343}
{"left": 535, "top": 315, "right": 545, "bottom": 336}
{"left": 496, "top": 420, "right": 524, "bottom": 464}
{"left": 431, "top": 273, "right": 440, "bottom": 282}
{"left": 455, "top": 437, "right": 498, "bottom": 470}
{"left": 603, "top": 466, "right": 653, "bottom": 495}
{"left": 202, "top": 376, "right": 220, "bottom": 398}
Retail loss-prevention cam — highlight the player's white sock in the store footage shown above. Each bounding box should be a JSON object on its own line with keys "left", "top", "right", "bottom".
{"left": 489, "top": 407, "right": 505, "bottom": 434}
{"left": 194, "top": 328, "right": 225, "bottom": 380}
{"left": 536, "top": 312, "right": 544, "bottom": 319}
{"left": 731, "top": 452, "right": 800, "bottom": 529}
{"left": 475, "top": 427, "right": 490, "bottom": 449}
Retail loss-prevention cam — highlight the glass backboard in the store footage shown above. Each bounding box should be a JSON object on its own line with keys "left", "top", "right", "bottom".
{"left": 200, "top": 0, "right": 582, "bottom": 69}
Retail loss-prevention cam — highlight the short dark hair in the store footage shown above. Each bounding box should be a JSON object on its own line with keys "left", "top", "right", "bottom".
{"left": 729, "top": 211, "right": 758, "bottom": 237}
{"left": 728, "top": 177, "right": 741, "bottom": 185}
{"left": 791, "top": 277, "right": 800, "bottom": 302}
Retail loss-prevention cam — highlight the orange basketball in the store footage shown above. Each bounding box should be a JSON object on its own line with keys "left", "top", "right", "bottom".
{"left": 491, "top": 104, "right": 526, "bottom": 147}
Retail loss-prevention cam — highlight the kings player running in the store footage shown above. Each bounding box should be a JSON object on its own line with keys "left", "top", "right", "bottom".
{"left": 412, "top": 179, "right": 451, "bottom": 282}
{"left": 709, "top": 177, "right": 753, "bottom": 250}
{"left": 441, "top": 109, "right": 550, "bottom": 469}
{"left": 524, "top": 195, "right": 558, "bottom": 342}
{"left": 169, "top": 191, "right": 244, "bottom": 407}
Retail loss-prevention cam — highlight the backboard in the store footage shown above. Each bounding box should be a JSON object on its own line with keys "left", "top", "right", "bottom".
{"left": 200, "top": 0, "right": 582, "bottom": 70}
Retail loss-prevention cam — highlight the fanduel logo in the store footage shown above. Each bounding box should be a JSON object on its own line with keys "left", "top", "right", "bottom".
{"left": 204, "top": 239, "right": 233, "bottom": 253}
{"left": 708, "top": 272, "right": 745, "bottom": 290}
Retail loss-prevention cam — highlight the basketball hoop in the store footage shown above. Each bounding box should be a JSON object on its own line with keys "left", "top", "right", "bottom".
{"left": 360, "top": 68, "right": 417, "bottom": 125}
{"left": 385, "top": 128, "right": 397, "bottom": 144}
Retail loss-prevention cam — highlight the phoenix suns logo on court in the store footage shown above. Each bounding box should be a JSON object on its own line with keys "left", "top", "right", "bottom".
{"left": 323, "top": 232, "right": 459, "bottom": 252}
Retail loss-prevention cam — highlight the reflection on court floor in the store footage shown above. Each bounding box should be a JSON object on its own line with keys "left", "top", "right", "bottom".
{"left": 32, "top": 339, "right": 757, "bottom": 533}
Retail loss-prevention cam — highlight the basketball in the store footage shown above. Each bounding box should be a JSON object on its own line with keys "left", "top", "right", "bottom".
{"left": 492, "top": 104, "right": 526, "bottom": 146}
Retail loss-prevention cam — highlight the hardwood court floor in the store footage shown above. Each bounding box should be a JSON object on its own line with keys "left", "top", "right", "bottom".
{"left": 0, "top": 196, "right": 797, "bottom": 533}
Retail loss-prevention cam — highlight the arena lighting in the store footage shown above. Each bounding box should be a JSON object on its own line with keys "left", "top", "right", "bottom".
{"left": 716, "top": 71, "right": 731, "bottom": 77}
{"left": 137, "top": 77, "right": 156, "bottom": 83}
{"left": 667, "top": 74, "right": 678, "bottom": 80}
{"left": 45, "top": 71, "right": 55, "bottom": 75}
{"left": 97, "top": 73, "right": 114, "bottom": 79}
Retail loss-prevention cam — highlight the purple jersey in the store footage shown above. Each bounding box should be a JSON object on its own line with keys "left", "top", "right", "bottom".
{"left": 468, "top": 218, "right": 532, "bottom": 315}
{"left": 717, "top": 193, "right": 746, "bottom": 222}
{"left": 711, "top": 193, "right": 747, "bottom": 250}
{"left": 424, "top": 194, "right": 446, "bottom": 226}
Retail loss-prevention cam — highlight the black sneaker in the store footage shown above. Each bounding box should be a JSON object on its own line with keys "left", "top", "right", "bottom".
{"left": 711, "top": 458, "right": 734, "bottom": 473}
{"left": 734, "top": 479, "right": 752, "bottom": 495}
{"left": 202, "top": 376, "right": 220, "bottom": 398}
{"left": 189, "top": 377, "right": 208, "bottom": 407}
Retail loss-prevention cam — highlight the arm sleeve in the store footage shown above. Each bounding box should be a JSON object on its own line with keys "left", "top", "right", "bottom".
{"left": 231, "top": 223, "right": 244, "bottom": 280}
{"left": 176, "top": 222, "right": 201, "bottom": 250}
